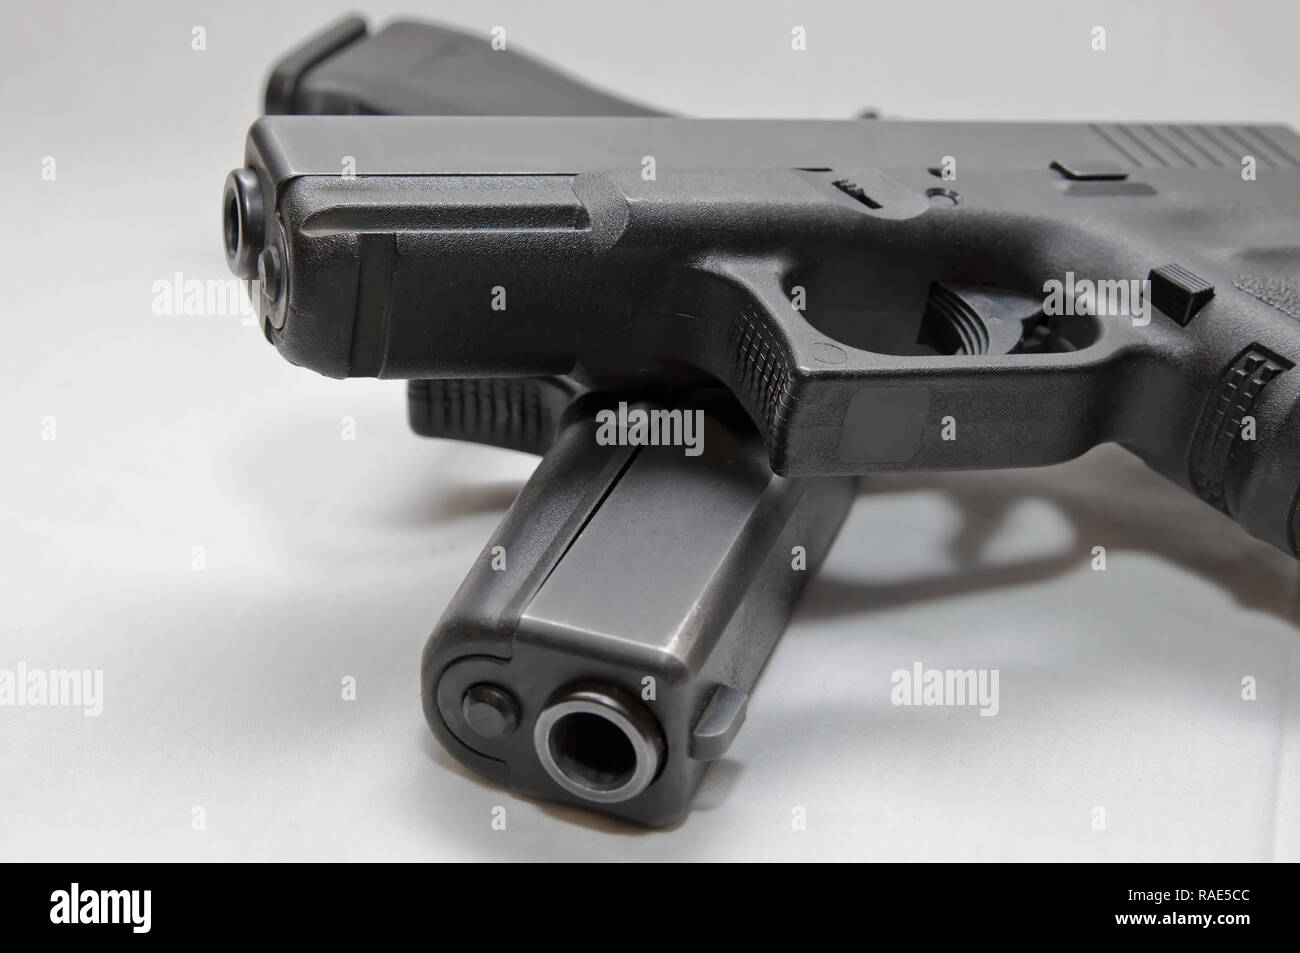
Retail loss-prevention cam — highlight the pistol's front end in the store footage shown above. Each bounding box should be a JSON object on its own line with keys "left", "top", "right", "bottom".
{"left": 419, "top": 393, "right": 851, "bottom": 825}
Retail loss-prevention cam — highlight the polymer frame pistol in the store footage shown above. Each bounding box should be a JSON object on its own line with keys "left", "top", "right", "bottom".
{"left": 226, "top": 17, "right": 1300, "bottom": 825}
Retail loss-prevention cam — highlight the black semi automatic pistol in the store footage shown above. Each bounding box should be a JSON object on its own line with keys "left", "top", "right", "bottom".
{"left": 226, "top": 17, "right": 1300, "bottom": 825}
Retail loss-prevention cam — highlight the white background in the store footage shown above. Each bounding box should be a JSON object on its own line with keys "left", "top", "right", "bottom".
{"left": 1, "top": 0, "right": 1298, "bottom": 861}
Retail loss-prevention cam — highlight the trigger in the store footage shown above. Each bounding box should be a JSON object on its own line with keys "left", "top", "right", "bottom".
{"left": 916, "top": 284, "right": 1046, "bottom": 356}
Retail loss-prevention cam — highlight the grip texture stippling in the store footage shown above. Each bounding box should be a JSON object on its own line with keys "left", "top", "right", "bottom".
{"left": 408, "top": 378, "right": 580, "bottom": 455}
{"left": 1189, "top": 345, "right": 1292, "bottom": 510}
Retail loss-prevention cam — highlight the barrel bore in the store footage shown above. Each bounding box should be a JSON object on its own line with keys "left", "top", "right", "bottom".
{"left": 533, "top": 687, "right": 664, "bottom": 804}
